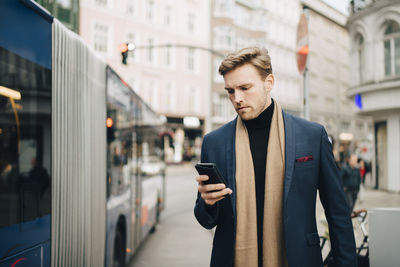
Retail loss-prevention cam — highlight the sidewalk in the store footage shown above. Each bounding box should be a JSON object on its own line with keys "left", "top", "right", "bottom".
{"left": 354, "top": 187, "right": 400, "bottom": 210}
{"left": 317, "top": 187, "right": 400, "bottom": 258}
{"left": 317, "top": 187, "right": 400, "bottom": 229}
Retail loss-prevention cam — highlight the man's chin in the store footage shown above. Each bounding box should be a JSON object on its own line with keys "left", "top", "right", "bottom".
{"left": 237, "top": 112, "right": 254, "bottom": 121}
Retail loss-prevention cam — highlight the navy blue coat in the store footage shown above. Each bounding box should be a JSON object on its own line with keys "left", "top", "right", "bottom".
{"left": 194, "top": 112, "right": 357, "bottom": 267}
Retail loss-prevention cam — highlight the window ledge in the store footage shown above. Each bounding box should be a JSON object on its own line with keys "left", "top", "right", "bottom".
{"left": 347, "top": 78, "right": 400, "bottom": 97}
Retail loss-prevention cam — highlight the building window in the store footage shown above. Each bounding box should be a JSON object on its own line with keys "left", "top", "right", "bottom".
{"left": 146, "top": 0, "right": 155, "bottom": 21}
{"left": 213, "top": 95, "right": 222, "bottom": 117}
{"left": 165, "top": 83, "right": 176, "bottom": 112}
{"left": 144, "top": 80, "right": 154, "bottom": 105}
{"left": 187, "top": 48, "right": 196, "bottom": 72}
{"left": 165, "top": 46, "right": 174, "bottom": 67}
{"left": 164, "top": 5, "right": 171, "bottom": 25}
{"left": 356, "top": 34, "right": 365, "bottom": 83}
{"left": 214, "top": 0, "right": 233, "bottom": 16}
{"left": 146, "top": 38, "right": 154, "bottom": 63}
{"left": 34, "top": 0, "right": 79, "bottom": 32}
{"left": 127, "top": 0, "right": 135, "bottom": 15}
{"left": 185, "top": 87, "right": 199, "bottom": 114}
{"left": 214, "top": 26, "right": 234, "bottom": 50}
{"left": 341, "top": 121, "right": 350, "bottom": 131}
{"left": 95, "top": 0, "right": 107, "bottom": 6}
{"left": 152, "top": 82, "right": 159, "bottom": 109}
{"left": 383, "top": 21, "right": 400, "bottom": 77}
{"left": 234, "top": 5, "right": 250, "bottom": 28}
{"left": 165, "top": 83, "right": 171, "bottom": 111}
{"left": 93, "top": 23, "right": 108, "bottom": 53}
{"left": 188, "top": 87, "right": 195, "bottom": 113}
{"left": 187, "top": 13, "right": 195, "bottom": 34}
{"left": 357, "top": 122, "right": 364, "bottom": 132}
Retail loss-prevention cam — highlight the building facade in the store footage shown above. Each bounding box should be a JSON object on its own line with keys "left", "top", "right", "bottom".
{"left": 302, "top": 0, "right": 374, "bottom": 168}
{"left": 347, "top": 0, "right": 400, "bottom": 192}
{"left": 210, "top": 0, "right": 374, "bottom": 167}
{"left": 79, "top": 0, "right": 211, "bottom": 163}
{"left": 210, "top": 0, "right": 270, "bottom": 130}
{"left": 264, "top": 0, "right": 303, "bottom": 115}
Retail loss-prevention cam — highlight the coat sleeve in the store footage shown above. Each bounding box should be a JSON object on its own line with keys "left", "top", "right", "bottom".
{"left": 318, "top": 127, "right": 357, "bottom": 267}
{"left": 194, "top": 135, "right": 220, "bottom": 229}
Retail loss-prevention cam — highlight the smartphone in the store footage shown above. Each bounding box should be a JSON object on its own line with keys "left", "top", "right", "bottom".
{"left": 195, "top": 163, "right": 226, "bottom": 185}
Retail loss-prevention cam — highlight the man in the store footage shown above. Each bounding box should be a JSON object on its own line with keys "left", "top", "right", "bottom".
{"left": 341, "top": 154, "right": 361, "bottom": 212}
{"left": 194, "top": 47, "right": 356, "bottom": 267}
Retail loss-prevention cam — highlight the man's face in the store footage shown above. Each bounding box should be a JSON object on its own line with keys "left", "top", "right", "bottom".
{"left": 224, "top": 63, "right": 273, "bottom": 120}
{"left": 349, "top": 155, "right": 358, "bottom": 168}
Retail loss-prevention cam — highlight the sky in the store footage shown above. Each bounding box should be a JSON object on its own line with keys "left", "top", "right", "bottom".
{"left": 322, "top": 0, "right": 350, "bottom": 15}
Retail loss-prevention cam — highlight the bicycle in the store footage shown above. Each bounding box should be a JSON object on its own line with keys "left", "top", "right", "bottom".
{"left": 320, "top": 209, "right": 369, "bottom": 267}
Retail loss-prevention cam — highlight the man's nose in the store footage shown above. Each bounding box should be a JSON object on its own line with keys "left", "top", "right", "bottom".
{"left": 233, "top": 91, "right": 243, "bottom": 103}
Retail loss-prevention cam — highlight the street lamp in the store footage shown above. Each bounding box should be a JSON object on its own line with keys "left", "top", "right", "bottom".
{"left": 119, "top": 42, "right": 224, "bottom": 65}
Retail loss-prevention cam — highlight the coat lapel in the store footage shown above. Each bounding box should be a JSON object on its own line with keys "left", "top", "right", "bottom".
{"left": 227, "top": 118, "right": 237, "bottom": 217}
{"left": 283, "top": 112, "right": 295, "bottom": 207}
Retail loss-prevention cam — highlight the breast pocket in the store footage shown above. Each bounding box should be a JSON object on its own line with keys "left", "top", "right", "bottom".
{"left": 294, "top": 151, "right": 316, "bottom": 169}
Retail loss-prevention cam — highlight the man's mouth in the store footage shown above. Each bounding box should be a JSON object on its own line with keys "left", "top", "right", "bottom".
{"left": 237, "top": 106, "right": 248, "bottom": 111}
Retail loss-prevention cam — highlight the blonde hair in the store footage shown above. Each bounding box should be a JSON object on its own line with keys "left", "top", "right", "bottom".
{"left": 218, "top": 47, "right": 272, "bottom": 79}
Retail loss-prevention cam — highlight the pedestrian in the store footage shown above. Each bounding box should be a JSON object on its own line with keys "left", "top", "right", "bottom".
{"left": 341, "top": 154, "right": 362, "bottom": 212}
{"left": 358, "top": 158, "right": 367, "bottom": 184}
{"left": 194, "top": 47, "right": 356, "bottom": 267}
{"left": 358, "top": 158, "right": 366, "bottom": 202}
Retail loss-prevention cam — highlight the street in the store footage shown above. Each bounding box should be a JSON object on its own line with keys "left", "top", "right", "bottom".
{"left": 129, "top": 164, "right": 213, "bottom": 267}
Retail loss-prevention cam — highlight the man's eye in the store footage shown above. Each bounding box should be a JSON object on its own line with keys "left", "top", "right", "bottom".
{"left": 227, "top": 89, "right": 234, "bottom": 94}
{"left": 241, "top": 87, "right": 249, "bottom": 90}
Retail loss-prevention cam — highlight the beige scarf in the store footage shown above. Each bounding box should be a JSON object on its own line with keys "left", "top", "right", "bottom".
{"left": 234, "top": 100, "right": 288, "bottom": 267}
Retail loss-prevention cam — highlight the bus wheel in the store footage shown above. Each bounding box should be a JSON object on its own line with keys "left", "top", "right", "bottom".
{"left": 156, "top": 197, "right": 161, "bottom": 223}
{"left": 150, "top": 199, "right": 160, "bottom": 234}
{"left": 113, "top": 228, "right": 125, "bottom": 267}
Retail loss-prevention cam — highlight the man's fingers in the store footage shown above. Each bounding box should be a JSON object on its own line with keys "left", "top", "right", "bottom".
{"left": 198, "top": 183, "right": 226, "bottom": 193}
{"left": 201, "top": 188, "right": 232, "bottom": 200}
{"left": 196, "top": 175, "right": 209, "bottom": 183}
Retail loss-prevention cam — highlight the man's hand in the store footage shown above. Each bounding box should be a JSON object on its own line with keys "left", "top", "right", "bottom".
{"left": 196, "top": 175, "right": 232, "bottom": 206}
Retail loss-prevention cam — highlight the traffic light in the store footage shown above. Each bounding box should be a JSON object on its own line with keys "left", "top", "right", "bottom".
{"left": 106, "top": 117, "right": 115, "bottom": 143}
{"left": 120, "top": 43, "right": 128, "bottom": 64}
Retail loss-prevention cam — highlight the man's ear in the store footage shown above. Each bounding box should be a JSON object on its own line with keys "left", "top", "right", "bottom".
{"left": 264, "top": 74, "right": 274, "bottom": 91}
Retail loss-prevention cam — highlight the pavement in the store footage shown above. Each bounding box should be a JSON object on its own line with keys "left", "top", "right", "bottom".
{"left": 129, "top": 163, "right": 400, "bottom": 266}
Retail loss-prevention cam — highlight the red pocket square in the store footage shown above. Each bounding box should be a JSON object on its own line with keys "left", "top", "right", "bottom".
{"left": 296, "top": 155, "right": 313, "bottom": 162}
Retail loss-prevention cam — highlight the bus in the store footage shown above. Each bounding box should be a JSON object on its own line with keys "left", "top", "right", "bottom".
{"left": 0, "top": 1, "right": 165, "bottom": 266}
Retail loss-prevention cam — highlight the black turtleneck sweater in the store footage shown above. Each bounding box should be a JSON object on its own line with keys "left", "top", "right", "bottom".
{"left": 243, "top": 99, "right": 274, "bottom": 267}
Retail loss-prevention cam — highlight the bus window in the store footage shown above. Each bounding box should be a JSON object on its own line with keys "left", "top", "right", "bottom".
{"left": 140, "top": 131, "right": 164, "bottom": 178}
{"left": 0, "top": 47, "right": 51, "bottom": 228}
{"left": 106, "top": 72, "right": 133, "bottom": 198}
